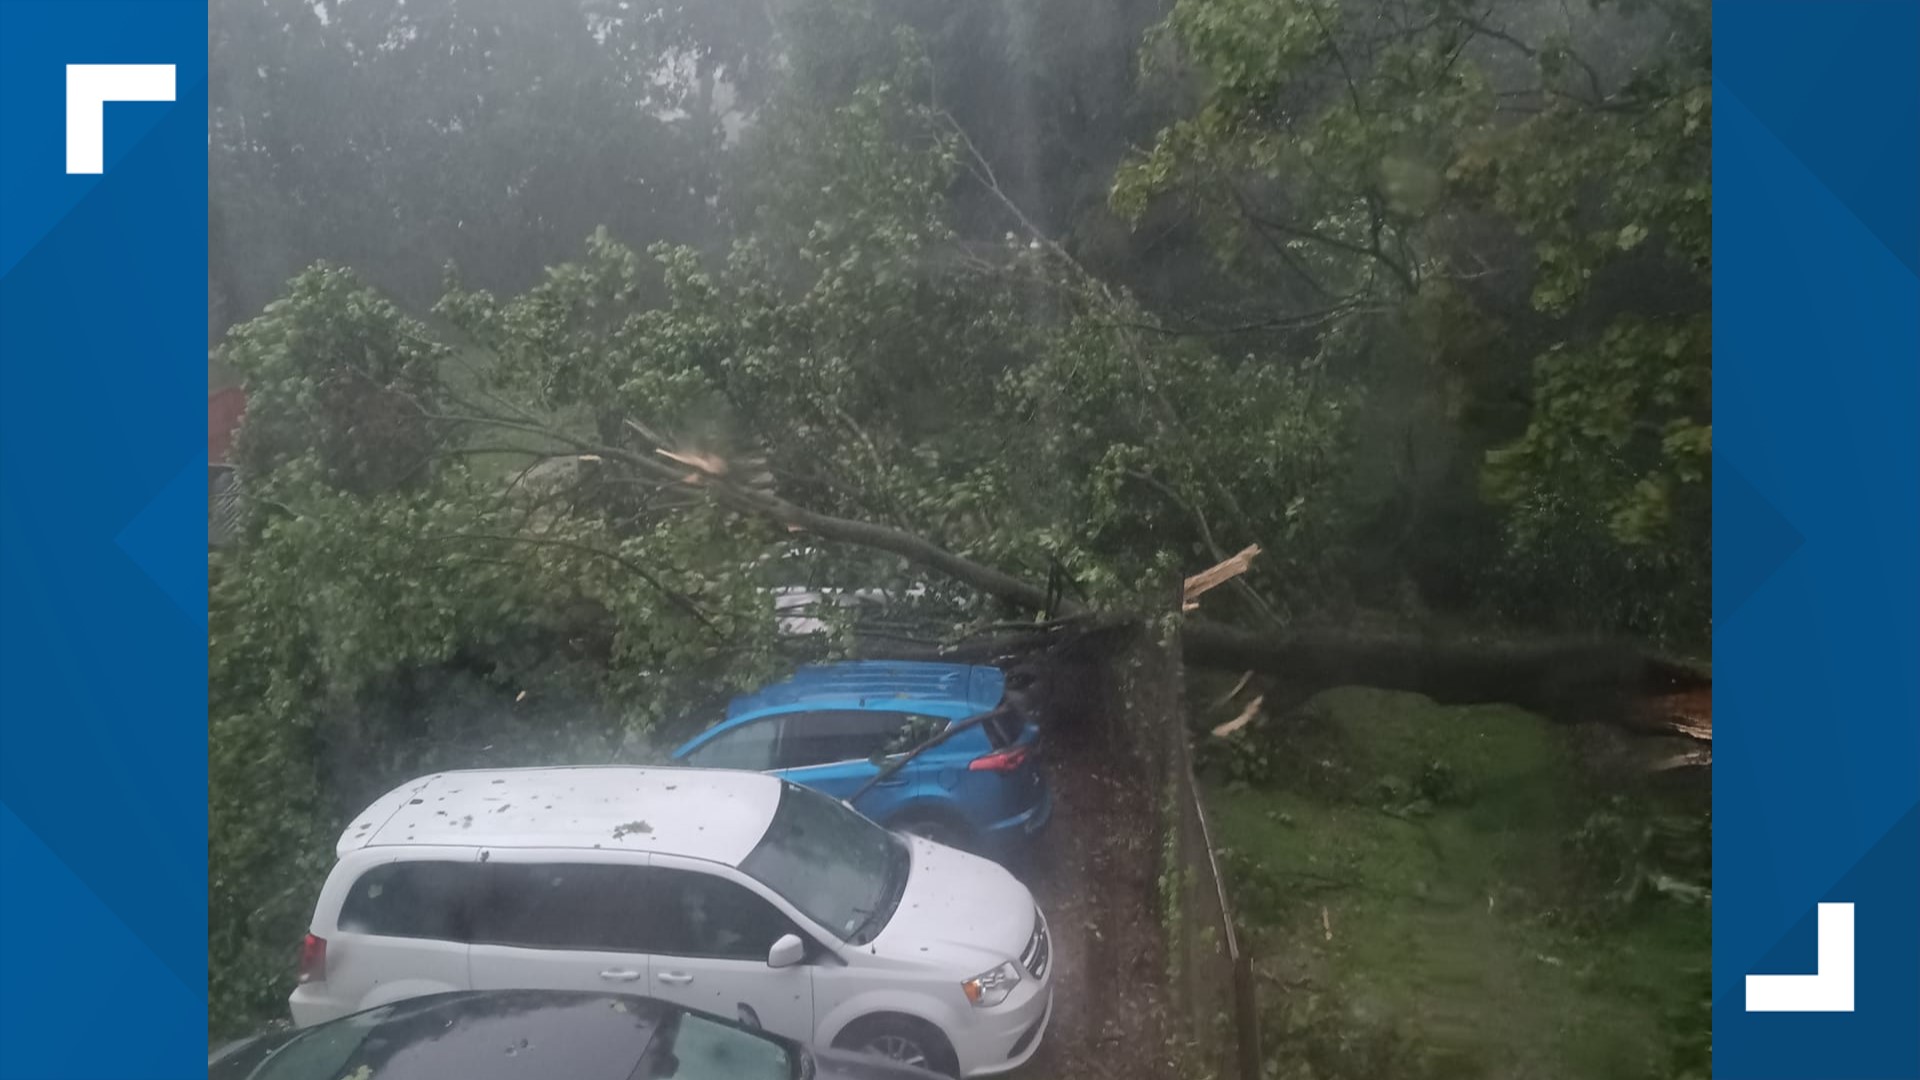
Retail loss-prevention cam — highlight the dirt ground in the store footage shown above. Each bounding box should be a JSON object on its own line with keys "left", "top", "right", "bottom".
{"left": 1009, "top": 731, "right": 1177, "bottom": 1080}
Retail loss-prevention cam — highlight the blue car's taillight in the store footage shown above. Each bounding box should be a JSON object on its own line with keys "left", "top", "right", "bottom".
{"left": 969, "top": 746, "right": 1031, "bottom": 772}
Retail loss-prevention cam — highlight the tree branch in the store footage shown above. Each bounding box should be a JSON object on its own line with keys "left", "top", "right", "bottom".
{"left": 1305, "top": 0, "right": 1366, "bottom": 116}
{"left": 1246, "top": 210, "right": 1416, "bottom": 293}
{"left": 420, "top": 530, "right": 724, "bottom": 635}
{"left": 1456, "top": 11, "right": 1607, "bottom": 105}
{"left": 706, "top": 480, "right": 1063, "bottom": 615}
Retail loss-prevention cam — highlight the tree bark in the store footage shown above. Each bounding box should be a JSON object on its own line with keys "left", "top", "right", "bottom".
{"left": 1180, "top": 620, "right": 1706, "bottom": 728}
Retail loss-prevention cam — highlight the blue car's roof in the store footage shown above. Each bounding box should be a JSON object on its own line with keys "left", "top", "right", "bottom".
{"left": 724, "top": 660, "right": 1005, "bottom": 721}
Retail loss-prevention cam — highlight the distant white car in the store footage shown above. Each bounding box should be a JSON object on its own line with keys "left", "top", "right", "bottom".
{"left": 289, "top": 766, "right": 1054, "bottom": 1077}
{"left": 770, "top": 583, "right": 931, "bottom": 636}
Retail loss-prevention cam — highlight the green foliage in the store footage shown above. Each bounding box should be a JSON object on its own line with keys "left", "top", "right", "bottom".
{"left": 208, "top": 545, "right": 333, "bottom": 1033}
{"left": 1481, "top": 314, "right": 1710, "bottom": 640}
{"left": 224, "top": 266, "right": 450, "bottom": 497}
{"left": 1112, "top": 0, "right": 1712, "bottom": 644}
{"left": 209, "top": 266, "right": 795, "bottom": 1033}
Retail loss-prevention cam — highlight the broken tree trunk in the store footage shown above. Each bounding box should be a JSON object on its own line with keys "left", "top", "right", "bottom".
{"left": 1180, "top": 620, "right": 1708, "bottom": 730}
{"left": 857, "top": 613, "right": 1708, "bottom": 735}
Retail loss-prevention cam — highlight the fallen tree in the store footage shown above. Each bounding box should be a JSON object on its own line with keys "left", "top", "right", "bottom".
{"left": 639, "top": 445, "right": 1710, "bottom": 730}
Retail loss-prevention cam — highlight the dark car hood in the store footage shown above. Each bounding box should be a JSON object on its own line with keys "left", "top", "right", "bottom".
{"left": 810, "top": 1047, "right": 949, "bottom": 1080}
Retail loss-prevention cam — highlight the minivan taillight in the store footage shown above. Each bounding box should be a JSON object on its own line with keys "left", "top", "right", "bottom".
{"left": 969, "top": 746, "right": 1030, "bottom": 772}
{"left": 298, "top": 933, "right": 328, "bottom": 984}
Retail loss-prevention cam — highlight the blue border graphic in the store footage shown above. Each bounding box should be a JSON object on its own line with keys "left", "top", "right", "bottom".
{"left": 1715, "top": 2, "right": 1920, "bottom": 1077}
{"left": 0, "top": 2, "right": 208, "bottom": 1077}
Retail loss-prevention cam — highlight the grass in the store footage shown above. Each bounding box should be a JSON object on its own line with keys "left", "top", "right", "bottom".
{"left": 1201, "top": 687, "right": 1710, "bottom": 1080}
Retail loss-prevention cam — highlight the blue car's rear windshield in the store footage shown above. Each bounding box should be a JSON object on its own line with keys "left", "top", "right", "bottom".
{"left": 981, "top": 708, "right": 1023, "bottom": 748}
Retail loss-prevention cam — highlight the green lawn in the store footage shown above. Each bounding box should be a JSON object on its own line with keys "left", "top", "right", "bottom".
{"left": 1202, "top": 688, "right": 1710, "bottom": 1080}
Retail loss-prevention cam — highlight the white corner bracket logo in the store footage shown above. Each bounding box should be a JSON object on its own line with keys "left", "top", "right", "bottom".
{"left": 66, "top": 64, "right": 176, "bottom": 174}
{"left": 1746, "top": 902, "right": 1856, "bottom": 1012}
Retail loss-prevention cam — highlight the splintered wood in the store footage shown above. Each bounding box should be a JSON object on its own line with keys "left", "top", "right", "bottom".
{"left": 1647, "top": 687, "right": 1712, "bottom": 741}
{"left": 655, "top": 447, "right": 730, "bottom": 476}
{"left": 1652, "top": 747, "right": 1713, "bottom": 771}
{"left": 1211, "top": 695, "right": 1264, "bottom": 739}
{"left": 1644, "top": 685, "right": 1712, "bottom": 770}
{"left": 1182, "top": 544, "right": 1262, "bottom": 611}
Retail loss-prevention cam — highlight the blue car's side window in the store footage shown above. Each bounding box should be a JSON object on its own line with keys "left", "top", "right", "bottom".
{"left": 776, "top": 711, "right": 944, "bottom": 770}
{"left": 684, "top": 717, "right": 783, "bottom": 770}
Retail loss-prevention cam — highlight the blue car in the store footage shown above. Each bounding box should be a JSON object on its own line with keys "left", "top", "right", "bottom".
{"left": 671, "top": 661, "right": 1052, "bottom": 860}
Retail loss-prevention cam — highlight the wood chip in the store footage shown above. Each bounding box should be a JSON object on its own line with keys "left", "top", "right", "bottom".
{"left": 1210, "top": 695, "right": 1264, "bottom": 739}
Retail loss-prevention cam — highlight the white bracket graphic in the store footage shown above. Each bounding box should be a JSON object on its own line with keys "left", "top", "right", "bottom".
{"left": 66, "top": 64, "right": 176, "bottom": 174}
{"left": 1746, "top": 902, "right": 1855, "bottom": 1012}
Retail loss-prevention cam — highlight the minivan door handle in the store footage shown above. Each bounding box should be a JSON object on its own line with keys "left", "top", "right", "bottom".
{"left": 656, "top": 971, "right": 694, "bottom": 986}
{"left": 599, "top": 969, "right": 643, "bottom": 982}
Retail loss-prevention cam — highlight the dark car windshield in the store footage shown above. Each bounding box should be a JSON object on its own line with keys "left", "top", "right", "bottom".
{"left": 215, "top": 992, "right": 670, "bottom": 1080}
{"left": 637, "top": 1010, "right": 799, "bottom": 1080}
{"left": 738, "top": 782, "right": 909, "bottom": 945}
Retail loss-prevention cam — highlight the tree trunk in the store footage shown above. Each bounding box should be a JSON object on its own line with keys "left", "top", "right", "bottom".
{"left": 1180, "top": 621, "right": 1706, "bottom": 729}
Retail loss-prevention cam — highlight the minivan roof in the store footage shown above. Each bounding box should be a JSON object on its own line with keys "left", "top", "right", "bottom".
{"left": 337, "top": 766, "right": 782, "bottom": 865}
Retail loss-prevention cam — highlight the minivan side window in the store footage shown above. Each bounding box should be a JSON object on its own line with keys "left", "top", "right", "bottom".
{"left": 651, "top": 868, "right": 795, "bottom": 960}
{"left": 338, "top": 861, "right": 477, "bottom": 941}
{"left": 684, "top": 717, "right": 782, "bottom": 770}
{"left": 469, "top": 863, "right": 656, "bottom": 952}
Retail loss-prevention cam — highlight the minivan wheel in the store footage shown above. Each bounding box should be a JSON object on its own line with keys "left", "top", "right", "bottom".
{"left": 893, "top": 813, "right": 974, "bottom": 852}
{"left": 834, "top": 1014, "right": 960, "bottom": 1078}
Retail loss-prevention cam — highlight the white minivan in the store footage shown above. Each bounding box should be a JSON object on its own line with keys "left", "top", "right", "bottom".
{"left": 289, "top": 766, "right": 1053, "bottom": 1077}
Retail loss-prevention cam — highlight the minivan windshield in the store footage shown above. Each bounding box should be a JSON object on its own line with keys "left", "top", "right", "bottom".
{"left": 737, "top": 783, "right": 908, "bottom": 945}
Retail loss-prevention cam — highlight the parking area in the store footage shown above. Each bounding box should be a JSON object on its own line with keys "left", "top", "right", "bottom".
{"left": 1008, "top": 717, "right": 1173, "bottom": 1080}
